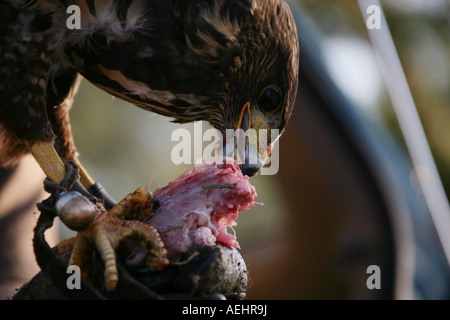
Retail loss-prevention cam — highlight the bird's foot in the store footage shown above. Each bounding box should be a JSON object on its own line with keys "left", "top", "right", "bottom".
{"left": 45, "top": 163, "right": 168, "bottom": 291}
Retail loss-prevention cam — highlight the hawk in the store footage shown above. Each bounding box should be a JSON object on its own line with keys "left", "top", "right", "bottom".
{"left": 0, "top": 0, "right": 299, "bottom": 290}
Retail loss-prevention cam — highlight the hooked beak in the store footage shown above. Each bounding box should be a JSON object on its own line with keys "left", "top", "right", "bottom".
{"left": 223, "top": 102, "right": 273, "bottom": 177}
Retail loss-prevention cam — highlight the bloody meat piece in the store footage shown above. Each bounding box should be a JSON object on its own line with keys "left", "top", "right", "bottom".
{"left": 145, "top": 158, "right": 261, "bottom": 258}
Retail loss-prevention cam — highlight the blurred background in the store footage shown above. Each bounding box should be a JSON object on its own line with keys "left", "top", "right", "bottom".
{"left": 1, "top": 0, "right": 449, "bottom": 299}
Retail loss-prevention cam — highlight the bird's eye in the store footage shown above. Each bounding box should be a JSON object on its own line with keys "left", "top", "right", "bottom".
{"left": 258, "top": 86, "right": 283, "bottom": 113}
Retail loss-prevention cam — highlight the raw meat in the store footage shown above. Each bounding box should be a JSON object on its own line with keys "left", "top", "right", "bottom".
{"left": 145, "top": 158, "right": 261, "bottom": 257}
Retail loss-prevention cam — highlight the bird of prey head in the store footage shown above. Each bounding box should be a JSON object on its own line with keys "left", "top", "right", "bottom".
{"left": 61, "top": 0, "right": 299, "bottom": 176}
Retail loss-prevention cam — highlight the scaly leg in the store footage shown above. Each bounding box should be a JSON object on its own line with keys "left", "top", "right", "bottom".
{"left": 109, "top": 187, "right": 155, "bottom": 221}
{"left": 29, "top": 141, "right": 168, "bottom": 290}
{"left": 27, "top": 140, "right": 94, "bottom": 189}
{"left": 67, "top": 199, "right": 168, "bottom": 291}
{"left": 27, "top": 139, "right": 115, "bottom": 208}
{"left": 45, "top": 71, "right": 116, "bottom": 208}
{"left": 68, "top": 233, "right": 93, "bottom": 282}
{"left": 73, "top": 158, "right": 116, "bottom": 209}
{"left": 73, "top": 158, "right": 95, "bottom": 189}
{"left": 28, "top": 140, "right": 66, "bottom": 184}
{"left": 94, "top": 227, "right": 119, "bottom": 290}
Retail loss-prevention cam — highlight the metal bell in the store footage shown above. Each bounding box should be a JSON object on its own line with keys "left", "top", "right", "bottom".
{"left": 55, "top": 191, "right": 97, "bottom": 231}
